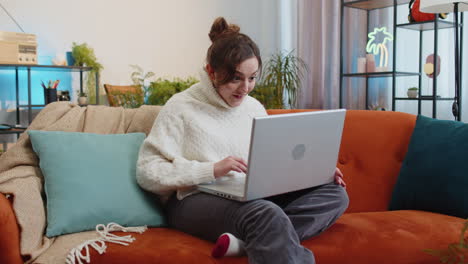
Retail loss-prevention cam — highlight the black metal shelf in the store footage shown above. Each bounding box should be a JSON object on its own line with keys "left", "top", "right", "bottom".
{"left": 17, "top": 103, "right": 97, "bottom": 108}
{"left": 397, "top": 20, "right": 459, "bottom": 31}
{"left": 0, "top": 64, "right": 99, "bottom": 127}
{"left": 343, "top": 71, "right": 420, "bottom": 78}
{"left": 0, "top": 64, "right": 93, "bottom": 72}
{"left": 395, "top": 97, "right": 455, "bottom": 101}
{"left": 343, "top": 0, "right": 410, "bottom": 10}
{"left": 340, "top": 0, "right": 464, "bottom": 120}
{"left": 0, "top": 128, "right": 26, "bottom": 135}
{"left": 18, "top": 104, "right": 46, "bottom": 108}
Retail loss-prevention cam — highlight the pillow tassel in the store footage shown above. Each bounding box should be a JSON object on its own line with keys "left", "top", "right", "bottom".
{"left": 66, "top": 222, "right": 147, "bottom": 264}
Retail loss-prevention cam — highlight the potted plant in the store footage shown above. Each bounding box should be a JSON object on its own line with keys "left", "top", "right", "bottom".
{"left": 71, "top": 42, "right": 103, "bottom": 104}
{"left": 251, "top": 51, "right": 307, "bottom": 109}
{"left": 425, "top": 219, "right": 468, "bottom": 263}
{"left": 130, "top": 65, "right": 155, "bottom": 104}
{"left": 77, "top": 91, "right": 88, "bottom": 105}
{"left": 407, "top": 87, "right": 419, "bottom": 98}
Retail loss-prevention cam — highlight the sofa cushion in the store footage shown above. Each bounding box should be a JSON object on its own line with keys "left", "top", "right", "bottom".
{"left": 28, "top": 131, "right": 166, "bottom": 237}
{"left": 83, "top": 211, "right": 464, "bottom": 264}
{"left": 89, "top": 228, "right": 219, "bottom": 264}
{"left": 0, "top": 194, "right": 23, "bottom": 264}
{"left": 389, "top": 115, "right": 468, "bottom": 218}
{"left": 305, "top": 210, "right": 465, "bottom": 264}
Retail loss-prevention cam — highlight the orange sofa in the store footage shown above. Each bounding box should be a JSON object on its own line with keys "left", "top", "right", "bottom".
{"left": 1, "top": 109, "right": 465, "bottom": 264}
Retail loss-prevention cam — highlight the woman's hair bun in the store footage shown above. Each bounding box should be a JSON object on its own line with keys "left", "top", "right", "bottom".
{"left": 208, "top": 17, "right": 240, "bottom": 42}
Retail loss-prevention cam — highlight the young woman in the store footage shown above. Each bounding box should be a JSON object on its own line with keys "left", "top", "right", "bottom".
{"left": 137, "top": 17, "right": 349, "bottom": 264}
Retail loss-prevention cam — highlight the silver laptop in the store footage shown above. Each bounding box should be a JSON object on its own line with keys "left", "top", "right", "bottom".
{"left": 197, "top": 109, "right": 346, "bottom": 202}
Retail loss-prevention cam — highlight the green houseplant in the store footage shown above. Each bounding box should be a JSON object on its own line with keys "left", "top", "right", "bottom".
{"left": 249, "top": 83, "right": 278, "bottom": 109}
{"left": 71, "top": 42, "right": 103, "bottom": 103}
{"left": 250, "top": 51, "right": 307, "bottom": 109}
{"left": 147, "top": 77, "right": 198, "bottom": 105}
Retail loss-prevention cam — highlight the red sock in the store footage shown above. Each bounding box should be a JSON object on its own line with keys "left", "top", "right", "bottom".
{"left": 211, "top": 233, "right": 245, "bottom": 258}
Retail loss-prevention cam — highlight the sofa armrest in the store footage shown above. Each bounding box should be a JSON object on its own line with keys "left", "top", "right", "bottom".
{"left": 0, "top": 193, "right": 23, "bottom": 264}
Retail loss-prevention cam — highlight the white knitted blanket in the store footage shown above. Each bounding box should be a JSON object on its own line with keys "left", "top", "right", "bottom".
{"left": 0, "top": 102, "right": 161, "bottom": 263}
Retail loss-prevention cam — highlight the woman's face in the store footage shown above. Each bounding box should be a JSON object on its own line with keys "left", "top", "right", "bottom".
{"left": 209, "top": 57, "right": 259, "bottom": 107}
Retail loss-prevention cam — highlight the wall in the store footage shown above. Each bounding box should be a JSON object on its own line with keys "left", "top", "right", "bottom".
{"left": 1, "top": 0, "right": 280, "bottom": 82}
{"left": 0, "top": 0, "right": 282, "bottom": 147}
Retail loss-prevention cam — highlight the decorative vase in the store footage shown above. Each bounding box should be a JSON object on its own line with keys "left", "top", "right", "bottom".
{"left": 143, "top": 86, "right": 150, "bottom": 105}
{"left": 66, "top": 51, "right": 75, "bottom": 66}
{"left": 366, "top": 54, "right": 376, "bottom": 72}
{"left": 357, "top": 57, "right": 367, "bottom": 73}
{"left": 78, "top": 96, "right": 88, "bottom": 105}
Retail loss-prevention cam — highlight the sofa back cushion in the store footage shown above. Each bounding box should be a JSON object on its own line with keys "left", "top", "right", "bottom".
{"left": 389, "top": 115, "right": 468, "bottom": 218}
{"left": 267, "top": 109, "right": 416, "bottom": 213}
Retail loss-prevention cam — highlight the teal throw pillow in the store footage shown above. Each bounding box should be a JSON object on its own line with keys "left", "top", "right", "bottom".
{"left": 389, "top": 115, "right": 468, "bottom": 218}
{"left": 28, "top": 131, "right": 166, "bottom": 237}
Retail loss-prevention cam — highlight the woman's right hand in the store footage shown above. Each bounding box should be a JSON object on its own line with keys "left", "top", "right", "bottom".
{"left": 214, "top": 156, "right": 248, "bottom": 178}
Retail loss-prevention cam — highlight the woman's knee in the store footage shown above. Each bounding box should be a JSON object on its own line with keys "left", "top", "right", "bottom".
{"left": 247, "top": 200, "right": 285, "bottom": 216}
{"left": 239, "top": 200, "right": 289, "bottom": 227}
{"left": 317, "top": 183, "right": 350, "bottom": 215}
{"left": 337, "top": 186, "right": 350, "bottom": 212}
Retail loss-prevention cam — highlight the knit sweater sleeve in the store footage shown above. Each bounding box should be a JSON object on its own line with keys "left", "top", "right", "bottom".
{"left": 136, "top": 108, "right": 215, "bottom": 197}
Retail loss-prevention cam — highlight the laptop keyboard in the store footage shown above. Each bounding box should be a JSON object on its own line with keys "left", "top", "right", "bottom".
{"left": 214, "top": 176, "right": 246, "bottom": 194}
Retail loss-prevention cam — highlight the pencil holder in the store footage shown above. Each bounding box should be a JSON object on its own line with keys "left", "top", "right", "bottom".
{"left": 44, "top": 88, "right": 57, "bottom": 104}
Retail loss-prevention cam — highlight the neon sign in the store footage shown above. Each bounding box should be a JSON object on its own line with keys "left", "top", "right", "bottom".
{"left": 366, "top": 27, "right": 394, "bottom": 68}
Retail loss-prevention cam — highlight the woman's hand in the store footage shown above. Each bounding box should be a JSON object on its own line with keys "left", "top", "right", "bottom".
{"left": 214, "top": 156, "right": 248, "bottom": 178}
{"left": 334, "top": 167, "right": 346, "bottom": 187}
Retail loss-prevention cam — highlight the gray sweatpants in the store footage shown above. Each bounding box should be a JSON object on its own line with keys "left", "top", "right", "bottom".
{"left": 165, "top": 183, "right": 349, "bottom": 264}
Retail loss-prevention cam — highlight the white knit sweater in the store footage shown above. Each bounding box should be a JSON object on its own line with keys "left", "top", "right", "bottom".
{"left": 136, "top": 70, "right": 267, "bottom": 202}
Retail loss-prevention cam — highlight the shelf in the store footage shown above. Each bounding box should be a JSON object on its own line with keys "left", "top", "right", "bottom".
{"left": 340, "top": 0, "right": 463, "bottom": 120}
{"left": 18, "top": 104, "right": 46, "bottom": 108}
{"left": 343, "top": 0, "right": 410, "bottom": 10}
{"left": 343, "top": 71, "right": 421, "bottom": 78}
{"left": 0, "top": 64, "right": 98, "bottom": 145}
{"left": 395, "top": 97, "right": 455, "bottom": 101}
{"left": 0, "top": 128, "right": 26, "bottom": 135}
{"left": 18, "top": 103, "right": 97, "bottom": 108}
{"left": 397, "top": 20, "right": 459, "bottom": 31}
{"left": 0, "top": 64, "right": 92, "bottom": 72}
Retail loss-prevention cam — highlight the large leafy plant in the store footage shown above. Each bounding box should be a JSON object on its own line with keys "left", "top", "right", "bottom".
{"left": 71, "top": 42, "right": 103, "bottom": 103}
{"left": 251, "top": 51, "right": 307, "bottom": 109}
{"left": 147, "top": 77, "right": 198, "bottom": 105}
{"left": 249, "top": 83, "right": 278, "bottom": 109}
{"left": 130, "top": 64, "right": 155, "bottom": 104}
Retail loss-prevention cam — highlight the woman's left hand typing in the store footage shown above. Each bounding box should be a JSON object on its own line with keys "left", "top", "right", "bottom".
{"left": 334, "top": 167, "right": 346, "bottom": 187}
